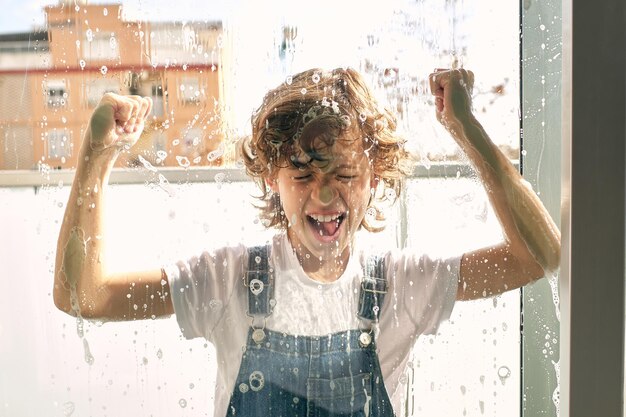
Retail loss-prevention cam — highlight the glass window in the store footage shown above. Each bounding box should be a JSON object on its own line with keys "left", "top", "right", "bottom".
{"left": 83, "top": 31, "right": 120, "bottom": 61}
{"left": 84, "top": 78, "right": 120, "bottom": 108}
{"left": 46, "top": 128, "right": 72, "bottom": 160}
{"left": 178, "top": 76, "right": 202, "bottom": 104}
{"left": 44, "top": 79, "right": 67, "bottom": 108}
{"left": 151, "top": 83, "right": 165, "bottom": 118}
{"left": 0, "top": 0, "right": 563, "bottom": 416}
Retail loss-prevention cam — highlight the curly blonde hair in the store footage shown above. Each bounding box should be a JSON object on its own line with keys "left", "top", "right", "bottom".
{"left": 241, "top": 67, "right": 412, "bottom": 232}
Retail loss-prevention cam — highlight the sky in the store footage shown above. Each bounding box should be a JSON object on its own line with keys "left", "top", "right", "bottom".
{"left": 0, "top": 0, "right": 232, "bottom": 34}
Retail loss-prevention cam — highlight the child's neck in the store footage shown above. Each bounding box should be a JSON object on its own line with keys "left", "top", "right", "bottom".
{"left": 301, "top": 256, "right": 348, "bottom": 283}
{"left": 289, "top": 241, "right": 351, "bottom": 284}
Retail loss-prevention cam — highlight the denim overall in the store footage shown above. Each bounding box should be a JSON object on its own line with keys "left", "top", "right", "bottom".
{"left": 226, "top": 246, "right": 395, "bottom": 417}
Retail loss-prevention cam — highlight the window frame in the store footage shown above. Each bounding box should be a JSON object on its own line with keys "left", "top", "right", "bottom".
{"left": 556, "top": 0, "right": 626, "bottom": 417}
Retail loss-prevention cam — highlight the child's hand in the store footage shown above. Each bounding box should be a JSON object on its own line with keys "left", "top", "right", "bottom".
{"left": 429, "top": 69, "right": 475, "bottom": 135}
{"left": 87, "top": 93, "right": 153, "bottom": 154}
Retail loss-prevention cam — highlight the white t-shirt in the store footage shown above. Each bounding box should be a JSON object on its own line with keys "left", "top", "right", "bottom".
{"left": 167, "top": 233, "right": 460, "bottom": 417}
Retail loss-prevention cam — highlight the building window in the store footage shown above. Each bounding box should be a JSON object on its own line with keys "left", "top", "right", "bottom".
{"left": 151, "top": 84, "right": 165, "bottom": 117}
{"left": 47, "top": 128, "right": 72, "bottom": 160}
{"left": 178, "top": 77, "right": 202, "bottom": 103}
{"left": 45, "top": 79, "right": 67, "bottom": 108}
{"left": 152, "top": 131, "right": 168, "bottom": 164}
{"left": 183, "top": 127, "right": 203, "bottom": 152}
{"left": 84, "top": 78, "right": 120, "bottom": 108}
{"left": 83, "top": 30, "right": 120, "bottom": 61}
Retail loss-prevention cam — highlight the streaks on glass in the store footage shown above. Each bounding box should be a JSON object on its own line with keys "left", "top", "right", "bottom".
{"left": 551, "top": 359, "right": 560, "bottom": 415}
{"left": 83, "top": 339, "right": 95, "bottom": 365}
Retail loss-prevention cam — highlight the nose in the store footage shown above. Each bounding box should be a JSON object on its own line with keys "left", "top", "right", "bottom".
{"left": 313, "top": 183, "right": 338, "bottom": 205}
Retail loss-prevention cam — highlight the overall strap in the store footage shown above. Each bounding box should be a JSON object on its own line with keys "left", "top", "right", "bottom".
{"left": 245, "top": 245, "right": 274, "bottom": 343}
{"left": 357, "top": 254, "right": 388, "bottom": 323}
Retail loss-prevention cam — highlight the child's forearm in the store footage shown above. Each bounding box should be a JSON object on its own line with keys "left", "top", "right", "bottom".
{"left": 453, "top": 115, "right": 561, "bottom": 274}
{"left": 53, "top": 131, "right": 119, "bottom": 318}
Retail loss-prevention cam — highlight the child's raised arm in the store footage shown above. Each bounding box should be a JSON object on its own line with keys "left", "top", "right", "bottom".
{"left": 428, "top": 69, "right": 561, "bottom": 301}
{"left": 53, "top": 93, "right": 174, "bottom": 320}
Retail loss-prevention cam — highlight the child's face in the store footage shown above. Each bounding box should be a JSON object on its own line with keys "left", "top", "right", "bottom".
{"left": 270, "top": 134, "right": 374, "bottom": 265}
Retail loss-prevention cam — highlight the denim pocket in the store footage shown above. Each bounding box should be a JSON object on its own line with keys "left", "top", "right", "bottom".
{"left": 307, "top": 373, "right": 372, "bottom": 416}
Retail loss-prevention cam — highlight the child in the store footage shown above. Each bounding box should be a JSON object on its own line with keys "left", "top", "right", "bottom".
{"left": 54, "top": 67, "right": 560, "bottom": 416}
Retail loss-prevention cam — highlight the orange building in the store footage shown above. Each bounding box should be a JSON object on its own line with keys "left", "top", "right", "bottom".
{"left": 0, "top": 1, "right": 226, "bottom": 171}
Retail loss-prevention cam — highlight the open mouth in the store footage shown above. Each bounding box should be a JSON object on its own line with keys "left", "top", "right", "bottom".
{"left": 306, "top": 213, "right": 346, "bottom": 239}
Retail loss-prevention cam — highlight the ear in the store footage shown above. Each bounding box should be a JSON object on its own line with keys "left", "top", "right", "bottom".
{"left": 266, "top": 177, "right": 279, "bottom": 193}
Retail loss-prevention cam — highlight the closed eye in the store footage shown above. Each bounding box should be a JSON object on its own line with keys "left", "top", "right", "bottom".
{"left": 292, "top": 174, "right": 312, "bottom": 181}
{"left": 337, "top": 175, "right": 358, "bottom": 182}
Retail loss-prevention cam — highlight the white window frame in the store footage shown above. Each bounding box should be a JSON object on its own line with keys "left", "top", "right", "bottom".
{"left": 557, "top": 0, "right": 625, "bottom": 416}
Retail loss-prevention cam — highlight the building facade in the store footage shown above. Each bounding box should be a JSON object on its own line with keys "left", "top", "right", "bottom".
{"left": 0, "top": 1, "right": 225, "bottom": 171}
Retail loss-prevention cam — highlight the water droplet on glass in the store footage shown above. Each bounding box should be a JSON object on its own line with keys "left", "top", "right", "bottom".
{"left": 100, "top": 66, "right": 108, "bottom": 75}
{"left": 300, "top": 88, "right": 307, "bottom": 95}
{"left": 103, "top": 7, "right": 108, "bottom": 15}
{"left": 384, "top": 188, "right": 396, "bottom": 200}
{"left": 62, "top": 401, "right": 75, "bottom": 416}
{"left": 312, "top": 73, "right": 320, "bottom": 83}
{"left": 359, "top": 112, "right": 367, "bottom": 122}
{"left": 156, "top": 349, "right": 163, "bottom": 359}
{"left": 179, "top": 398, "right": 187, "bottom": 408}
{"left": 285, "top": 75, "right": 293, "bottom": 85}
{"left": 79, "top": 59, "right": 86, "bottom": 69}
{"left": 76, "top": 317, "right": 84, "bottom": 337}
{"left": 498, "top": 366, "right": 511, "bottom": 385}
{"left": 207, "top": 147, "right": 224, "bottom": 162}
{"left": 176, "top": 156, "right": 190, "bottom": 168}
